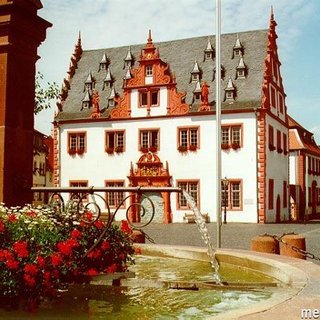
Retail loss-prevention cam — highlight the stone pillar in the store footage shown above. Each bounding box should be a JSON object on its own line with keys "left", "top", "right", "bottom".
{"left": 0, "top": 0, "right": 51, "bottom": 206}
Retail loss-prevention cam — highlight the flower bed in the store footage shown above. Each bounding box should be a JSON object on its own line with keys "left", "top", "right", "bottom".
{"left": 0, "top": 204, "right": 135, "bottom": 304}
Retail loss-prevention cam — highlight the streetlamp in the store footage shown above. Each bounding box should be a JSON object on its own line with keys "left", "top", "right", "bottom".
{"left": 221, "top": 177, "right": 229, "bottom": 224}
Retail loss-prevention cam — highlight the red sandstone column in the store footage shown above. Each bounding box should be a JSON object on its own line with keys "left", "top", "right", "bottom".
{"left": 0, "top": 0, "right": 51, "bottom": 206}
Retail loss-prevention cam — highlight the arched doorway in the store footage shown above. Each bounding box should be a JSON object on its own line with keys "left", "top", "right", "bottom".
{"left": 276, "top": 195, "right": 281, "bottom": 222}
{"left": 127, "top": 152, "right": 172, "bottom": 223}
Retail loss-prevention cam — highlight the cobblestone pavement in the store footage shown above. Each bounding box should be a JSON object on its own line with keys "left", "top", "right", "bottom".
{"left": 142, "top": 222, "right": 320, "bottom": 264}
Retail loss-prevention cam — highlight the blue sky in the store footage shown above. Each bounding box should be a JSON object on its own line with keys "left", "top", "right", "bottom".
{"left": 36, "top": 0, "right": 320, "bottom": 143}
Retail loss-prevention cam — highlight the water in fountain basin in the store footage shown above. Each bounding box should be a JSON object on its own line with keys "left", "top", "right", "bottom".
{"left": 182, "top": 190, "right": 222, "bottom": 284}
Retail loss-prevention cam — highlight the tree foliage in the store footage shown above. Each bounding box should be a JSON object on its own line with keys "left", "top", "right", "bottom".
{"left": 34, "top": 72, "right": 60, "bottom": 115}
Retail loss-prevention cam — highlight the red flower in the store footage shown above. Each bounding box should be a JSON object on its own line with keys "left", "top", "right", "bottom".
{"left": 26, "top": 210, "right": 37, "bottom": 218}
{"left": 94, "top": 220, "right": 105, "bottom": 229}
{"left": 37, "top": 256, "right": 46, "bottom": 268}
{"left": 105, "top": 263, "right": 117, "bottom": 273}
{"left": 24, "top": 274, "right": 36, "bottom": 287}
{"left": 8, "top": 214, "right": 17, "bottom": 222}
{"left": 13, "top": 241, "right": 29, "bottom": 258}
{"left": 83, "top": 211, "right": 93, "bottom": 221}
{"left": 71, "top": 229, "right": 82, "bottom": 239}
{"left": 120, "top": 220, "right": 132, "bottom": 234}
{"left": 6, "top": 259, "right": 19, "bottom": 270}
{"left": 100, "top": 240, "right": 110, "bottom": 251}
{"left": 24, "top": 264, "right": 38, "bottom": 275}
{"left": 51, "top": 253, "right": 63, "bottom": 267}
{"left": 57, "top": 239, "right": 78, "bottom": 256}
{"left": 0, "top": 221, "right": 5, "bottom": 232}
{"left": 87, "top": 249, "right": 101, "bottom": 259}
{"left": 43, "top": 271, "right": 52, "bottom": 287}
{"left": 86, "top": 268, "right": 98, "bottom": 276}
{"left": 0, "top": 249, "right": 12, "bottom": 262}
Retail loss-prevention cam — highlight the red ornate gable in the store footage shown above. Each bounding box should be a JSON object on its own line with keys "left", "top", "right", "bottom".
{"left": 110, "top": 30, "right": 189, "bottom": 119}
{"left": 110, "top": 92, "right": 131, "bottom": 118}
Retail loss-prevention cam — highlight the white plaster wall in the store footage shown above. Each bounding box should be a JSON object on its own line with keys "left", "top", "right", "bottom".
{"left": 265, "top": 115, "right": 289, "bottom": 222}
{"left": 289, "top": 152, "right": 298, "bottom": 185}
{"left": 58, "top": 112, "right": 258, "bottom": 223}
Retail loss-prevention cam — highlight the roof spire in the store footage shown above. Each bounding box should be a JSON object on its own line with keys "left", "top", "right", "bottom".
{"left": 147, "top": 29, "right": 152, "bottom": 44}
{"left": 270, "top": 5, "right": 274, "bottom": 21}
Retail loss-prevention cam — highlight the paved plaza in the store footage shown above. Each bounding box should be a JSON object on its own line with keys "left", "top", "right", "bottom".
{"left": 143, "top": 222, "right": 320, "bottom": 264}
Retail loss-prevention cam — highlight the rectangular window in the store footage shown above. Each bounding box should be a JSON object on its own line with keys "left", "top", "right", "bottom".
{"left": 221, "top": 180, "right": 242, "bottom": 210}
{"left": 68, "top": 132, "right": 86, "bottom": 155}
{"left": 283, "top": 181, "right": 287, "bottom": 208}
{"left": 177, "top": 181, "right": 199, "bottom": 209}
{"left": 139, "top": 129, "right": 159, "bottom": 151}
{"left": 231, "top": 182, "right": 241, "bottom": 209}
{"left": 269, "top": 125, "right": 275, "bottom": 151}
{"left": 140, "top": 92, "right": 148, "bottom": 107}
{"left": 105, "top": 181, "right": 125, "bottom": 208}
{"left": 106, "top": 130, "right": 125, "bottom": 153}
{"left": 69, "top": 180, "right": 88, "bottom": 201}
{"left": 231, "top": 126, "right": 241, "bottom": 145}
{"left": 221, "top": 127, "right": 229, "bottom": 145}
{"left": 139, "top": 89, "right": 159, "bottom": 108}
{"left": 145, "top": 65, "right": 153, "bottom": 76}
{"left": 270, "top": 86, "right": 276, "bottom": 108}
{"left": 268, "top": 179, "right": 274, "bottom": 210}
{"left": 283, "top": 133, "right": 287, "bottom": 155}
{"left": 178, "top": 127, "right": 199, "bottom": 151}
{"left": 221, "top": 124, "right": 242, "bottom": 149}
{"left": 279, "top": 94, "right": 284, "bottom": 114}
{"left": 151, "top": 91, "right": 158, "bottom": 106}
{"left": 277, "top": 130, "right": 282, "bottom": 153}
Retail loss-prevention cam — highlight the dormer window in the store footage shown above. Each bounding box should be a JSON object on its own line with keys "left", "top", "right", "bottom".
{"left": 124, "top": 47, "right": 134, "bottom": 69}
{"left": 224, "top": 78, "right": 236, "bottom": 101}
{"left": 190, "top": 60, "right": 201, "bottom": 83}
{"left": 226, "top": 91, "right": 233, "bottom": 99}
{"left": 192, "top": 74, "right": 199, "bottom": 82}
{"left": 204, "top": 38, "right": 214, "bottom": 61}
{"left": 99, "top": 52, "right": 108, "bottom": 71}
{"left": 84, "top": 71, "right": 94, "bottom": 91}
{"left": 107, "top": 87, "right": 117, "bottom": 108}
{"left": 236, "top": 56, "right": 247, "bottom": 79}
{"left": 206, "top": 52, "right": 212, "bottom": 59}
{"left": 103, "top": 68, "right": 113, "bottom": 89}
{"left": 145, "top": 65, "right": 153, "bottom": 76}
{"left": 81, "top": 90, "right": 91, "bottom": 110}
{"left": 108, "top": 98, "right": 115, "bottom": 108}
{"left": 233, "top": 34, "right": 244, "bottom": 58}
{"left": 237, "top": 69, "right": 245, "bottom": 78}
{"left": 193, "top": 81, "right": 201, "bottom": 102}
{"left": 194, "top": 92, "right": 201, "bottom": 100}
{"left": 234, "top": 49, "right": 241, "bottom": 56}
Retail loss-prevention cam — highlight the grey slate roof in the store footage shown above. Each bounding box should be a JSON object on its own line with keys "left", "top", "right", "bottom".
{"left": 56, "top": 29, "right": 268, "bottom": 121}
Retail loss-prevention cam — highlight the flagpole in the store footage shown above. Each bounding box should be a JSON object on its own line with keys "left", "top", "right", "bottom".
{"left": 215, "top": 0, "right": 222, "bottom": 248}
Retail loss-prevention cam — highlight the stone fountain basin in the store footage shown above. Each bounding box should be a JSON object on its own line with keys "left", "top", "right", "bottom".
{"left": 136, "top": 243, "right": 320, "bottom": 320}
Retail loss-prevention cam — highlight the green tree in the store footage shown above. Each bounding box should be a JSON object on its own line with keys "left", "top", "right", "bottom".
{"left": 34, "top": 71, "right": 60, "bottom": 115}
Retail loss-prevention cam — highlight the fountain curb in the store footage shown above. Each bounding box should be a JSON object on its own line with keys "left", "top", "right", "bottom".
{"left": 134, "top": 244, "right": 319, "bottom": 320}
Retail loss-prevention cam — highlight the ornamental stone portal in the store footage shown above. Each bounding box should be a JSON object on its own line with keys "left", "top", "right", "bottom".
{"left": 0, "top": 0, "right": 51, "bottom": 206}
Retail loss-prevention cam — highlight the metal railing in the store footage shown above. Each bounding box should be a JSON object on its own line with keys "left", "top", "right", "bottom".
{"left": 31, "top": 186, "right": 181, "bottom": 257}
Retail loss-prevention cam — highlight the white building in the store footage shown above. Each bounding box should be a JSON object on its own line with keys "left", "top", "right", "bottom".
{"left": 53, "top": 13, "right": 291, "bottom": 223}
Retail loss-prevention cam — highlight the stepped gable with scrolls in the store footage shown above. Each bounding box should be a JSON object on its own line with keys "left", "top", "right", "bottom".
{"left": 55, "top": 28, "right": 269, "bottom": 121}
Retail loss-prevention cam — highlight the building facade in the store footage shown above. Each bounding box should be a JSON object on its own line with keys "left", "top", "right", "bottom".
{"left": 53, "top": 13, "right": 291, "bottom": 223}
{"left": 289, "top": 117, "right": 320, "bottom": 221}
{"left": 33, "top": 130, "right": 54, "bottom": 205}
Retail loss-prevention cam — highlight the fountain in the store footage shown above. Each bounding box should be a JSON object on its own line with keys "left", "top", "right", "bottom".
{"left": 182, "top": 189, "right": 222, "bottom": 284}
